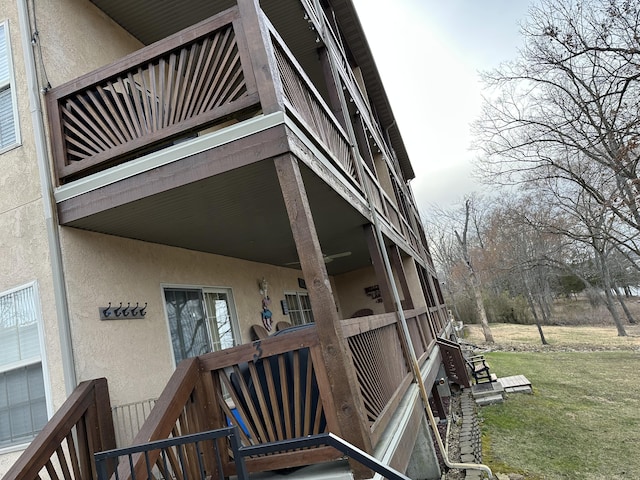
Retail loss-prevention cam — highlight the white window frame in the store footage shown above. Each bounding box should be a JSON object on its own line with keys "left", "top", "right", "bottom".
{"left": 0, "top": 20, "right": 21, "bottom": 154}
{"left": 0, "top": 282, "right": 52, "bottom": 454}
{"left": 161, "top": 284, "right": 242, "bottom": 367}
{"left": 284, "top": 291, "right": 314, "bottom": 326}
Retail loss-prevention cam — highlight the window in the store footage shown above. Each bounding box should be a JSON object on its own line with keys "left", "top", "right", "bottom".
{"left": 164, "top": 287, "right": 240, "bottom": 365}
{"left": 0, "top": 21, "right": 19, "bottom": 151}
{"left": 284, "top": 292, "right": 314, "bottom": 326}
{"left": 0, "top": 284, "right": 48, "bottom": 448}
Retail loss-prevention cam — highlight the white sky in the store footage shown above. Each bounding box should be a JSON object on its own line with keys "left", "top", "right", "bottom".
{"left": 352, "top": 1, "right": 534, "bottom": 213}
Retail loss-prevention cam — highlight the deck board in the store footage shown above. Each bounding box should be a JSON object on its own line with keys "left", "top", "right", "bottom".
{"left": 498, "top": 375, "right": 532, "bottom": 392}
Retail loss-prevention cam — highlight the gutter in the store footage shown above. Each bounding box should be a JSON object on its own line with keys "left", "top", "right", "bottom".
{"left": 16, "top": 0, "right": 77, "bottom": 395}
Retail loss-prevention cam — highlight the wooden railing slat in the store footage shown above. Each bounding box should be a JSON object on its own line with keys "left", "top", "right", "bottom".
{"left": 3, "top": 379, "right": 112, "bottom": 480}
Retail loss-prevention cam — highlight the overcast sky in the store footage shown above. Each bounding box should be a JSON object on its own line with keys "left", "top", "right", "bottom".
{"left": 352, "top": 1, "right": 534, "bottom": 213}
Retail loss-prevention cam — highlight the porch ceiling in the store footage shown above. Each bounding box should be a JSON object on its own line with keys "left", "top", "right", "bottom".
{"left": 63, "top": 161, "right": 372, "bottom": 276}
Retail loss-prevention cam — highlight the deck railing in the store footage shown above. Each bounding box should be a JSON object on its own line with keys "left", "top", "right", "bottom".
{"left": 45, "top": 4, "right": 426, "bottom": 267}
{"left": 125, "top": 326, "right": 343, "bottom": 477}
{"left": 341, "top": 308, "right": 433, "bottom": 447}
{"left": 4, "top": 307, "right": 443, "bottom": 479}
{"left": 3, "top": 378, "right": 116, "bottom": 480}
{"left": 268, "top": 21, "right": 358, "bottom": 185}
{"left": 47, "top": 7, "right": 259, "bottom": 183}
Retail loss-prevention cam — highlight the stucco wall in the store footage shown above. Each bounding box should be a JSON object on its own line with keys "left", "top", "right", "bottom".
{"left": 60, "top": 228, "right": 342, "bottom": 407}
{"left": 32, "top": 0, "right": 142, "bottom": 87}
{"left": 334, "top": 266, "right": 387, "bottom": 318}
{"left": 0, "top": 0, "right": 141, "bottom": 472}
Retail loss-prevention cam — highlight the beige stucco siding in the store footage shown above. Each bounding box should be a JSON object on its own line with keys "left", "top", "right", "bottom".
{"left": 61, "top": 228, "right": 344, "bottom": 407}
{"left": 33, "top": 0, "right": 142, "bottom": 88}
{"left": 0, "top": 0, "right": 143, "bottom": 471}
{"left": 334, "top": 266, "right": 387, "bottom": 318}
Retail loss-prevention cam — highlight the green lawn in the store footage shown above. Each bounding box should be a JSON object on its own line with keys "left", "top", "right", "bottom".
{"left": 480, "top": 351, "right": 640, "bottom": 480}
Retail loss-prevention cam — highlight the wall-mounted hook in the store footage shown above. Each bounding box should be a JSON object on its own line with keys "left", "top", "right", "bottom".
{"left": 100, "top": 301, "right": 148, "bottom": 320}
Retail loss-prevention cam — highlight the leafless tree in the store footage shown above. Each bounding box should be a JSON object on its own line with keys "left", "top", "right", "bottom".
{"left": 474, "top": 0, "right": 640, "bottom": 257}
{"left": 455, "top": 199, "right": 495, "bottom": 343}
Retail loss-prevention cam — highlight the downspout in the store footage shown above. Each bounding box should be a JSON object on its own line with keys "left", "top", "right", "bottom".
{"left": 360, "top": 167, "right": 493, "bottom": 479}
{"left": 17, "top": 0, "right": 77, "bottom": 395}
{"left": 321, "top": 41, "right": 493, "bottom": 480}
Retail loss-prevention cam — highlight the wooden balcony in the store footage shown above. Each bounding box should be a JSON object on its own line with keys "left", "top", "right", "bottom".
{"left": 47, "top": 3, "right": 427, "bottom": 270}
{"left": 47, "top": 7, "right": 260, "bottom": 183}
{"left": 4, "top": 308, "right": 448, "bottom": 480}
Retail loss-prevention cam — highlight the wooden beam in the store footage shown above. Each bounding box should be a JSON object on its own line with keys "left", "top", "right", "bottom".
{"left": 274, "top": 154, "right": 373, "bottom": 478}
{"left": 318, "top": 47, "right": 347, "bottom": 131}
{"left": 237, "top": 0, "right": 284, "bottom": 114}
{"left": 389, "top": 245, "right": 414, "bottom": 310}
{"left": 364, "top": 224, "right": 394, "bottom": 312}
{"left": 57, "top": 124, "right": 289, "bottom": 224}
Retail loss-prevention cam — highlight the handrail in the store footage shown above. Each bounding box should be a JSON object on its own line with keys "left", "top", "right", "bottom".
{"left": 239, "top": 432, "right": 411, "bottom": 480}
{"left": 4, "top": 378, "right": 116, "bottom": 480}
{"left": 95, "top": 427, "right": 247, "bottom": 480}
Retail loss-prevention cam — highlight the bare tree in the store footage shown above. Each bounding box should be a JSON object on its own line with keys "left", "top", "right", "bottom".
{"left": 455, "top": 199, "right": 495, "bottom": 343}
{"left": 474, "top": 0, "right": 640, "bottom": 259}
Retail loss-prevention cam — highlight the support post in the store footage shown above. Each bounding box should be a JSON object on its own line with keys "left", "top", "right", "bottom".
{"left": 237, "top": 0, "right": 285, "bottom": 114}
{"left": 364, "top": 224, "right": 394, "bottom": 312}
{"left": 274, "top": 154, "right": 373, "bottom": 479}
{"left": 389, "top": 245, "right": 414, "bottom": 310}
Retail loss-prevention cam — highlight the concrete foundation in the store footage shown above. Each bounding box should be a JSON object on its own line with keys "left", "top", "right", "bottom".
{"left": 405, "top": 417, "right": 441, "bottom": 480}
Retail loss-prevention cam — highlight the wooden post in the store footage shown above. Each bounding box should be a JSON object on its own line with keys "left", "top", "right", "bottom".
{"left": 364, "top": 224, "right": 394, "bottom": 312}
{"left": 237, "top": 0, "right": 284, "bottom": 114}
{"left": 318, "top": 47, "right": 347, "bottom": 131}
{"left": 274, "top": 154, "right": 373, "bottom": 478}
{"left": 389, "top": 245, "right": 414, "bottom": 310}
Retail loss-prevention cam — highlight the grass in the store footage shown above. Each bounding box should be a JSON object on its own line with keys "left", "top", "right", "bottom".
{"left": 463, "top": 324, "right": 640, "bottom": 479}
{"left": 464, "top": 322, "right": 640, "bottom": 350}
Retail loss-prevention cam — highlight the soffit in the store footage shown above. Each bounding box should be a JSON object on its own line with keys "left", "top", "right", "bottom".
{"left": 64, "top": 161, "right": 371, "bottom": 276}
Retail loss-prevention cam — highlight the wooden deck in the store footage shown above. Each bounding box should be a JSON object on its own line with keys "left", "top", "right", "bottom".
{"left": 498, "top": 375, "right": 532, "bottom": 393}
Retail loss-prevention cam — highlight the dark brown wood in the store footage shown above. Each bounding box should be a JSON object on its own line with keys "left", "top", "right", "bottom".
{"left": 236, "top": 0, "right": 284, "bottom": 114}
{"left": 94, "top": 376, "right": 117, "bottom": 454}
{"left": 389, "top": 245, "right": 414, "bottom": 310}
{"left": 369, "top": 374, "right": 413, "bottom": 446}
{"left": 318, "top": 47, "right": 347, "bottom": 131}
{"left": 364, "top": 224, "right": 394, "bottom": 312}
{"left": 431, "top": 383, "right": 447, "bottom": 420}
{"left": 436, "top": 338, "right": 471, "bottom": 389}
{"left": 274, "top": 153, "right": 372, "bottom": 478}
{"left": 237, "top": 445, "right": 342, "bottom": 473}
{"left": 3, "top": 379, "right": 111, "bottom": 480}
{"left": 58, "top": 122, "right": 288, "bottom": 224}
{"left": 341, "top": 312, "right": 397, "bottom": 338}
{"left": 46, "top": 7, "right": 264, "bottom": 184}
{"left": 352, "top": 113, "right": 376, "bottom": 172}
{"left": 122, "top": 358, "right": 200, "bottom": 480}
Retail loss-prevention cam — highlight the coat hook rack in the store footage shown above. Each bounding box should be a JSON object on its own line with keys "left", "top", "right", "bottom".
{"left": 100, "top": 302, "right": 148, "bottom": 320}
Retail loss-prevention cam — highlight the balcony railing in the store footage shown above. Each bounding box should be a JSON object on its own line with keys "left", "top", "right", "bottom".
{"left": 269, "top": 23, "right": 359, "bottom": 185}
{"left": 47, "top": 7, "right": 260, "bottom": 183}
{"left": 5, "top": 308, "right": 445, "bottom": 479}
